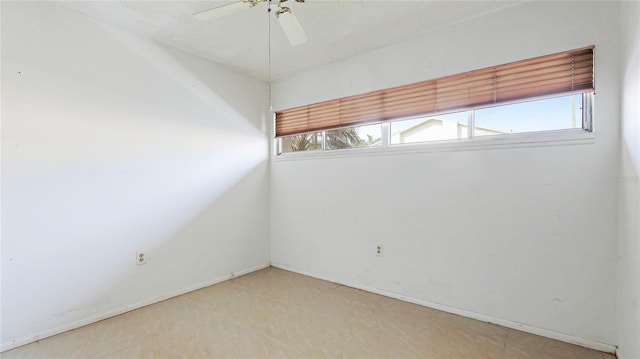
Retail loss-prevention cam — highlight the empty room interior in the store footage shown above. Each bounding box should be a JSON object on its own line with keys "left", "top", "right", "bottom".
{"left": 1, "top": 0, "right": 639, "bottom": 358}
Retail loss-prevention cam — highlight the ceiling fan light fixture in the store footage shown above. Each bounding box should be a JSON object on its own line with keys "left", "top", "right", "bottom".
{"left": 275, "top": 7, "right": 307, "bottom": 46}
{"left": 193, "top": 1, "right": 254, "bottom": 21}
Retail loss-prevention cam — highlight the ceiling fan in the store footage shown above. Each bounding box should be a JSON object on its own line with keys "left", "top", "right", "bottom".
{"left": 193, "top": 0, "right": 308, "bottom": 46}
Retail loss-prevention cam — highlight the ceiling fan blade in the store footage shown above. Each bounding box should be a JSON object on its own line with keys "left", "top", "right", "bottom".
{"left": 193, "top": 1, "right": 252, "bottom": 21}
{"left": 276, "top": 8, "right": 307, "bottom": 46}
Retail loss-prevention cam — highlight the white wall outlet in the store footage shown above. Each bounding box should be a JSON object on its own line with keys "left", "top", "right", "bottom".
{"left": 136, "top": 251, "right": 146, "bottom": 265}
{"left": 376, "top": 245, "right": 383, "bottom": 257}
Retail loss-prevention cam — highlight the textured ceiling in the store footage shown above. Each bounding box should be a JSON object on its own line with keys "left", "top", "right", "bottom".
{"left": 53, "top": 1, "right": 524, "bottom": 81}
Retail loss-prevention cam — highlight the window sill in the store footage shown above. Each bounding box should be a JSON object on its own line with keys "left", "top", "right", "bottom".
{"left": 272, "top": 129, "right": 595, "bottom": 161}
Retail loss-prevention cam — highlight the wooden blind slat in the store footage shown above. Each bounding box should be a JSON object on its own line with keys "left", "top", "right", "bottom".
{"left": 275, "top": 46, "right": 594, "bottom": 137}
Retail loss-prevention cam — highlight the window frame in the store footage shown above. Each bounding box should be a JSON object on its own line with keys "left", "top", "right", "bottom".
{"left": 275, "top": 46, "right": 594, "bottom": 137}
{"left": 274, "top": 92, "right": 595, "bottom": 158}
{"left": 273, "top": 46, "right": 596, "bottom": 158}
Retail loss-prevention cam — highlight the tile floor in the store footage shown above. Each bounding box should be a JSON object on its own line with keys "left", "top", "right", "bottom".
{"left": 2, "top": 267, "right": 615, "bottom": 358}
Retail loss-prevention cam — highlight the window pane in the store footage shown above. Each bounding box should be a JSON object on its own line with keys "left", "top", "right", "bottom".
{"left": 280, "top": 132, "right": 323, "bottom": 153}
{"left": 325, "top": 124, "right": 382, "bottom": 150}
{"left": 474, "top": 94, "right": 583, "bottom": 136}
{"left": 390, "top": 111, "right": 468, "bottom": 144}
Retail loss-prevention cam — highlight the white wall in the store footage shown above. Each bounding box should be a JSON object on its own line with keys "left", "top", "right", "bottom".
{"left": 618, "top": 1, "right": 640, "bottom": 358}
{"left": 271, "top": 1, "right": 619, "bottom": 348}
{"left": 1, "top": 2, "right": 270, "bottom": 350}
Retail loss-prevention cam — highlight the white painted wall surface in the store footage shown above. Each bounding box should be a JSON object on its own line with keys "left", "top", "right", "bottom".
{"left": 271, "top": 1, "right": 619, "bottom": 347}
{"left": 618, "top": 1, "right": 640, "bottom": 358}
{"left": 1, "top": 2, "right": 270, "bottom": 350}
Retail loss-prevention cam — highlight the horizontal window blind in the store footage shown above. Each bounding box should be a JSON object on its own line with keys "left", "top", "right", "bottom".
{"left": 275, "top": 46, "right": 594, "bottom": 137}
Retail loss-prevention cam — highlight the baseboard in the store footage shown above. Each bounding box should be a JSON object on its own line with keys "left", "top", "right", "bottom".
{"left": 616, "top": 348, "right": 626, "bottom": 359}
{"left": 271, "top": 262, "right": 617, "bottom": 355}
{"left": 0, "top": 262, "right": 271, "bottom": 353}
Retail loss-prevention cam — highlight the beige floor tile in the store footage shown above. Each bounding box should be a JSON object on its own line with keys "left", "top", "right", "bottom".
{"left": 0, "top": 341, "right": 47, "bottom": 359}
{"left": 1, "top": 267, "right": 614, "bottom": 359}
{"left": 414, "top": 322, "right": 507, "bottom": 359}
{"left": 251, "top": 306, "right": 336, "bottom": 354}
{"left": 189, "top": 329, "right": 292, "bottom": 358}
{"left": 24, "top": 315, "right": 150, "bottom": 358}
{"left": 103, "top": 337, "right": 173, "bottom": 359}
{"left": 231, "top": 268, "right": 340, "bottom": 307}
{"left": 316, "top": 317, "right": 430, "bottom": 358}
{"left": 120, "top": 295, "right": 203, "bottom": 337}
{"left": 155, "top": 312, "right": 246, "bottom": 357}
{"left": 504, "top": 329, "right": 604, "bottom": 359}
{"left": 186, "top": 285, "right": 296, "bottom": 330}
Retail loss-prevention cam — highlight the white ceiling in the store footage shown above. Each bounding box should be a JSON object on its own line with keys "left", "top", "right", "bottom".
{"left": 53, "top": 1, "right": 524, "bottom": 81}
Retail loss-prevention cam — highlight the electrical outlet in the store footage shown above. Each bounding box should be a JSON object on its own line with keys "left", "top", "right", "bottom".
{"left": 376, "top": 245, "right": 383, "bottom": 257}
{"left": 136, "top": 252, "right": 146, "bottom": 265}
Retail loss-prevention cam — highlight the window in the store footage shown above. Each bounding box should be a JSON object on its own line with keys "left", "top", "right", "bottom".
{"left": 473, "top": 94, "right": 585, "bottom": 136}
{"left": 278, "top": 124, "right": 381, "bottom": 153}
{"left": 278, "top": 131, "right": 323, "bottom": 153}
{"left": 275, "top": 46, "right": 594, "bottom": 154}
{"left": 388, "top": 93, "right": 589, "bottom": 144}
{"left": 391, "top": 111, "right": 468, "bottom": 144}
